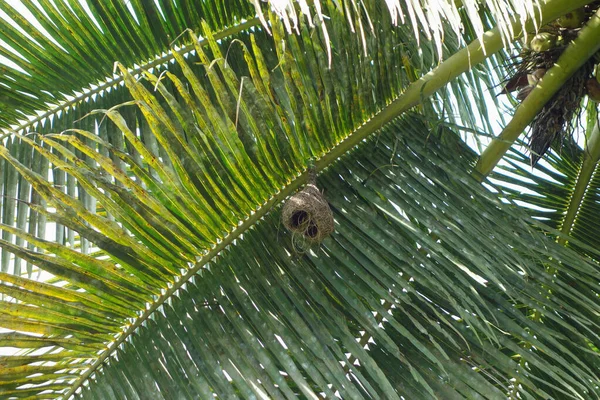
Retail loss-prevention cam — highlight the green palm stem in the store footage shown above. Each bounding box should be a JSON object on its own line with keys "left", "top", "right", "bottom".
{"left": 61, "top": 1, "right": 593, "bottom": 397}
{"left": 319, "top": 0, "right": 593, "bottom": 171}
{"left": 473, "top": 8, "right": 600, "bottom": 182}
{"left": 558, "top": 121, "right": 600, "bottom": 244}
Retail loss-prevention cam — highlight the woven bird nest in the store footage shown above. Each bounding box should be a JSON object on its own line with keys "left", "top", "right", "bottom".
{"left": 282, "top": 167, "right": 334, "bottom": 248}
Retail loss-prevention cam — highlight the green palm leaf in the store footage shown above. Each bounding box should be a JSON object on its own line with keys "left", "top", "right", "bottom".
{"left": 0, "top": 0, "right": 598, "bottom": 399}
{"left": 490, "top": 121, "right": 600, "bottom": 258}
{"left": 72, "top": 117, "right": 600, "bottom": 399}
{"left": 0, "top": 0, "right": 255, "bottom": 129}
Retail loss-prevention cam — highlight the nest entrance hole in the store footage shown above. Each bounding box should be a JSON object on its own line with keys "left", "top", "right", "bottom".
{"left": 290, "top": 211, "right": 320, "bottom": 239}
{"left": 291, "top": 211, "right": 309, "bottom": 229}
{"left": 306, "top": 222, "right": 318, "bottom": 238}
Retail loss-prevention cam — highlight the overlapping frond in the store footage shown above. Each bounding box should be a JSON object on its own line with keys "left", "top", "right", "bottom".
{"left": 0, "top": 0, "right": 255, "bottom": 129}
{"left": 3, "top": 0, "right": 520, "bottom": 280}
{"left": 1, "top": 0, "right": 565, "bottom": 284}
{"left": 75, "top": 117, "right": 600, "bottom": 399}
{"left": 0, "top": 2, "right": 423, "bottom": 397}
{"left": 0, "top": 0, "right": 518, "bottom": 135}
{"left": 490, "top": 129, "right": 600, "bottom": 258}
{"left": 0, "top": 0, "right": 598, "bottom": 399}
{"left": 259, "top": 0, "right": 542, "bottom": 63}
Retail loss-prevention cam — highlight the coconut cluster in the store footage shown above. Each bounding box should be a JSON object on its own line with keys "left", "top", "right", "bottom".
{"left": 281, "top": 167, "right": 334, "bottom": 249}
{"left": 501, "top": 2, "right": 600, "bottom": 166}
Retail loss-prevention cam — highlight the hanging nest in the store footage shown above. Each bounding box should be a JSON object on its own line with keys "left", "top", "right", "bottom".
{"left": 499, "top": 1, "right": 600, "bottom": 166}
{"left": 282, "top": 166, "right": 334, "bottom": 249}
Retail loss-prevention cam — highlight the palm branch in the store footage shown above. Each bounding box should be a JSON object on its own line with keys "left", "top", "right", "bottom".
{"left": 0, "top": 0, "right": 599, "bottom": 399}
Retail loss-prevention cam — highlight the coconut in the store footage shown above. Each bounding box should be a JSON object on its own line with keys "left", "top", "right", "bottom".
{"left": 499, "top": 1, "right": 600, "bottom": 166}
{"left": 281, "top": 168, "right": 334, "bottom": 245}
{"left": 556, "top": 8, "right": 586, "bottom": 29}
{"left": 586, "top": 78, "right": 600, "bottom": 102}
{"left": 527, "top": 68, "right": 547, "bottom": 85}
{"left": 517, "top": 85, "right": 534, "bottom": 101}
{"left": 530, "top": 33, "right": 558, "bottom": 52}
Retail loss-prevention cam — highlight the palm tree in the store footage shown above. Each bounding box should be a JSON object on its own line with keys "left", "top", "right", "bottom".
{"left": 0, "top": 0, "right": 599, "bottom": 398}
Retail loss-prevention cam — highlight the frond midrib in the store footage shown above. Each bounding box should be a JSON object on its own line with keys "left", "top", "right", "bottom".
{"left": 558, "top": 121, "right": 600, "bottom": 242}
{"left": 61, "top": 53, "right": 433, "bottom": 397}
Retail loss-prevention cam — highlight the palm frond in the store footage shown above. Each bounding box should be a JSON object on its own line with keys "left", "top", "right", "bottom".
{"left": 490, "top": 117, "right": 600, "bottom": 258}
{"left": 1, "top": 0, "right": 454, "bottom": 278}
{"left": 71, "top": 116, "right": 600, "bottom": 400}
{"left": 259, "top": 0, "right": 543, "bottom": 63}
{"left": 0, "top": 3, "right": 420, "bottom": 396}
{"left": 0, "top": 0, "right": 598, "bottom": 399}
{"left": 0, "top": 0, "right": 586, "bottom": 274}
{"left": 0, "top": 0, "right": 255, "bottom": 130}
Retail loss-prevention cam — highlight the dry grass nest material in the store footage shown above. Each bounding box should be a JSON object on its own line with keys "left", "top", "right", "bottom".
{"left": 282, "top": 177, "right": 334, "bottom": 248}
